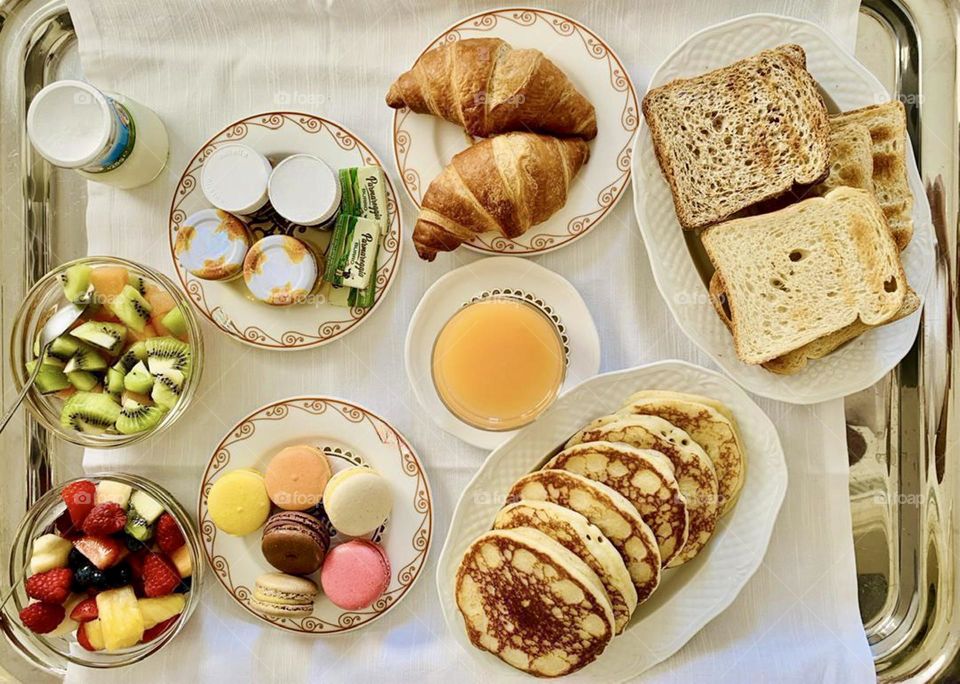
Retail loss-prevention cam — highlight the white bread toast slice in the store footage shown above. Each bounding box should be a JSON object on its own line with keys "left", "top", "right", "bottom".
{"left": 810, "top": 122, "right": 875, "bottom": 195}
{"left": 642, "top": 44, "right": 831, "bottom": 229}
{"left": 710, "top": 270, "right": 919, "bottom": 374}
{"left": 701, "top": 187, "right": 907, "bottom": 365}
{"left": 831, "top": 101, "right": 913, "bottom": 249}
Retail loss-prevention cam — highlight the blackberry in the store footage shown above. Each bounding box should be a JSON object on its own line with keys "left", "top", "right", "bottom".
{"left": 73, "top": 564, "right": 107, "bottom": 590}
{"left": 104, "top": 562, "right": 132, "bottom": 588}
{"left": 68, "top": 547, "right": 88, "bottom": 570}
{"left": 173, "top": 576, "right": 192, "bottom": 594}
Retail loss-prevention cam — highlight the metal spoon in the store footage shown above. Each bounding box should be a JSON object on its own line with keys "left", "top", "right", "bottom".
{"left": 0, "top": 284, "right": 94, "bottom": 434}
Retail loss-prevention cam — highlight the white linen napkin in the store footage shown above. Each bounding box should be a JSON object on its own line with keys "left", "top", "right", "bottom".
{"left": 63, "top": 0, "right": 873, "bottom": 681}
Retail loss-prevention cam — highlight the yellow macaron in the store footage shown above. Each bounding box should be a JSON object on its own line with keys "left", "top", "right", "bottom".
{"left": 208, "top": 468, "right": 271, "bottom": 536}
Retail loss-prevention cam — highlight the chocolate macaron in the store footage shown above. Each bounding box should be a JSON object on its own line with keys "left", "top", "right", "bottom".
{"left": 261, "top": 511, "right": 330, "bottom": 575}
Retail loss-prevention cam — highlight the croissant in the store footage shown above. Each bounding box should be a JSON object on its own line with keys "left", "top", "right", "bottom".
{"left": 386, "top": 38, "right": 597, "bottom": 140}
{"left": 413, "top": 132, "right": 589, "bottom": 261}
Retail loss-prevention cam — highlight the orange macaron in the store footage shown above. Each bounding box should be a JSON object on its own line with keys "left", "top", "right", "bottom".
{"left": 264, "top": 445, "right": 332, "bottom": 511}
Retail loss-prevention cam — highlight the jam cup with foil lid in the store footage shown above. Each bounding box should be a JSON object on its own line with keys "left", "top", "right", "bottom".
{"left": 173, "top": 209, "right": 253, "bottom": 281}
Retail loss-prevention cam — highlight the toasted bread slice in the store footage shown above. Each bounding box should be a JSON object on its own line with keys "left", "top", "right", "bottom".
{"left": 810, "top": 123, "right": 875, "bottom": 195}
{"left": 494, "top": 501, "right": 637, "bottom": 634}
{"left": 567, "top": 415, "right": 719, "bottom": 567}
{"left": 710, "top": 271, "right": 920, "bottom": 374}
{"left": 701, "top": 187, "right": 907, "bottom": 365}
{"left": 831, "top": 101, "right": 913, "bottom": 249}
{"left": 543, "top": 442, "right": 689, "bottom": 566}
{"left": 455, "top": 528, "right": 615, "bottom": 677}
{"left": 642, "top": 44, "right": 831, "bottom": 229}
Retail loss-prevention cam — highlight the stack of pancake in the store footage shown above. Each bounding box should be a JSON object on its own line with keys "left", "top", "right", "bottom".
{"left": 454, "top": 391, "right": 747, "bottom": 677}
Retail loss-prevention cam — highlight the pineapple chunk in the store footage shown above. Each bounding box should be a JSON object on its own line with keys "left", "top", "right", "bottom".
{"left": 83, "top": 620, "right": 105, "bottom": 651}
{"left": 30, "top": 534, "right": 72, "bottom": 573}
{"left": 96, "top": 586, "right": 144, "bottom": 650}
{"left": 138, "top": 594, "right": 185, "bottom": 630}
{"left": 169, "top": 545, "right": 192, "bottom": 578}
{"left": 95, "top": 481, "right": 133, "bottom": 508}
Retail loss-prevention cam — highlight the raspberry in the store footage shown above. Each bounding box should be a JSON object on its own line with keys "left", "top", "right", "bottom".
{"left": 19, "top": 602, "right": 65, "bottom": 634}
{"left": 60, "top": 480, "right": 96, "bottom": 528}
{"left": 24, "top": 568, "right": 72, "bottom": 604}
{"left": 81, "top": 503, "right": 127, "bottom": 535}
{"left": 69, "top": 597, "right": 98, "bottom": 622}
{"left": 155, "top": 514, "right": 185, "bottom": 554}
{"left": 142, "top": 554, "right": 180, "bottom": 597}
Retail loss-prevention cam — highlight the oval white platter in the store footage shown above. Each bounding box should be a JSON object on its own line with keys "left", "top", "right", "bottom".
{"left": 405, "top": 256, "right": 601, "bottom": 450}
{"left": 632, "top": 14, "right": 935, "bottom": 404}
{"left": 198, "top": 396, "right": 432, "bottom": 634}
{"left": 436, "top": 360, "right": 787, "bottom": 680}
{"left": 392, "top": 7, "right": 638, "bottom": 256}
{"left": 169, "top": 112, "right": 402, "bottom": 351}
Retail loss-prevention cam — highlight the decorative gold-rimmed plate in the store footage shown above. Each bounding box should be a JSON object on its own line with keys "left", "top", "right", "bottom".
{"left": 197, "top": 396, "right": 432, "bottom": 634}
{"left": 392, "top": 8, "right": 637, "bottom": 256}
{"left": 169, "top": 112, "right": 402, "bottom": 350}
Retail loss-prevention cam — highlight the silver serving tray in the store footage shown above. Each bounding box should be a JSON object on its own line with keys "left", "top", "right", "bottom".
{"left": 0, "top": 0, "right": 956, "bottom": 681}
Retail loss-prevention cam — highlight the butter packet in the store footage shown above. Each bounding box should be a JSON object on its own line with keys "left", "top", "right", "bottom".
{"left": 339, "top": 166, "right": 388, "bottom": 232}
{"left": 325, "top": 214, "right": 381, "bottom": 291}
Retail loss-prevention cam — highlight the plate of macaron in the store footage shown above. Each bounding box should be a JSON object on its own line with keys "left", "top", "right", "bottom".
{"left": 197, "top": 396, "right": 432, "bottom": 633}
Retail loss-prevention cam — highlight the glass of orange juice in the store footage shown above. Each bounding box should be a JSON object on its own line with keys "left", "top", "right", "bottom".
{"left": 431, "top": 296, "right": 566, "bottom": 431}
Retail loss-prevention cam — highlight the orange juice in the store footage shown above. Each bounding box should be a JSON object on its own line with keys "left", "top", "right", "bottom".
{"left": 432, "top": 297, "right": 566, "bottom": 431}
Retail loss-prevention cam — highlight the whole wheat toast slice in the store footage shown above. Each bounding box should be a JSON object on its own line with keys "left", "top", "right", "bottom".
{"left": 701, "top": 187, "right": 907, "bottom": 365}
{"left": 710, "top": 271, "right": 920, "bottom": 374}
{"left": 831, "top": 101, "right": 913, "bottom": 249}
{"left": 642, "top": 44, "right": 831, "bottom": 229}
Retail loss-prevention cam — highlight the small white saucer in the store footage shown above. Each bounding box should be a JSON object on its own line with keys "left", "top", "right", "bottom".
{"left": 405, "top": 257, "right": 601, "bottom": 449}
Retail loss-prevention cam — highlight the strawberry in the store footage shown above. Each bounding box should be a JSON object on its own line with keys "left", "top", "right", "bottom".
{"left": 73, "top": 536, "right": 127, "bottom": 570}
{"left": 24, "top": 568, "right": 72, "bottom": 604}
{"left": 142, "top": 554, "right": 180, "bottom": 597}
{"left": 69, "top": 597, "right": 98, "bottom": 622}
{"left": 81, "top": 503, "right": 127, "bottom": 535}
{"left": 76, "top": 622, "right": 97, "bottom": 651}
{"left": 155, "top": 514, "right": 185, "bottom": 554}
{"left": 127, "top": 548, "right": 148, "bottom": 578}
{"left": 60, "top": 480, "right": 96, "bottom": 528}
{"left": 142, "top": 616, "right": 178, "bottom": 643}
{"left": 18, "top": 602, "right": 64, "bottom": 634}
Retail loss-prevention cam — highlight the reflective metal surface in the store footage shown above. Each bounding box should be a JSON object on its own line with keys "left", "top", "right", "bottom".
{"left": 0, "top": 0, "right": 956, "bottom": 681}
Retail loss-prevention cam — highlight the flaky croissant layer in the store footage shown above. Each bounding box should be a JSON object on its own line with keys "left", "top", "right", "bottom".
{"left": 387, "top": 38, "right": 597, "bottom": 140}
{"left": 413, "top": 133, "right": 590, "bottom": 261}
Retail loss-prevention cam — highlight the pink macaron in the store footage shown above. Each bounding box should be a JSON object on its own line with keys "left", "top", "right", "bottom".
{"left": 320, "top": 540, "right": 391, "bottom": 610}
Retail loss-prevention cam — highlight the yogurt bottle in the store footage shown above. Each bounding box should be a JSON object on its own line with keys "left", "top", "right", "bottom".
{"left": 27, "top": 80, "right": 169, "bottom": 189}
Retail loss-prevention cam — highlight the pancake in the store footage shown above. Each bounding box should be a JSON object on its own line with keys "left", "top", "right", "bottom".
{"left": 455, "top": 527, "right": 615, "bottom": 677}
{"left": 619, "top": 392, "right": 745, "bottom": 515}
{"left": 544, "top": 441, "right": 688, "bottom": 566}
{"left": 567, "top": 415, "right": 719, "bottom": 567}
{"left": 494, "top": 500, "right": 638, "bottom": 633}
{"left": 507, "top": 470, "right": 661, "bottom": 602}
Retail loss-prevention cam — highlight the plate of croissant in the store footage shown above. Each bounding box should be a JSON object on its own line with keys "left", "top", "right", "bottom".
{"left": 387, "top": 8, "right": 638, "bottom": 261}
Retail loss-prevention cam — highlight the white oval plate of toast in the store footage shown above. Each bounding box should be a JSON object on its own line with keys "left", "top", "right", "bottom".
{"left": 392, "top": 7, "right": 638, "bottom": 257}
{"left": 436, "top": 360, "right": 786, "bottom": 680}
{"left": 632, "top": 14, "right": 935, "bottom": 404}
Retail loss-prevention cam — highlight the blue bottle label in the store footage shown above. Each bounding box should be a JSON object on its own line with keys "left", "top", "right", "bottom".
{"left": 83, "top": 96, "right": 136, "bottom": 173}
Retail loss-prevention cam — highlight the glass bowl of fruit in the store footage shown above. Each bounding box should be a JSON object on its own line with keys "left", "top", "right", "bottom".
{"left": 1, "top": 474, "right": 202, "bottom": 672}
{"left": 10, "top": 256, "right": 203, "bottom": 447}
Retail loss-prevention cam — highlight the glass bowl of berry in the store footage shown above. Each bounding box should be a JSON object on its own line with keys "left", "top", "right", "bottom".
{"left": 1, "top": 474, "right": 202, "bottom": 672}
{"left": 10, "top": 256, "right": 204, "bottom": 448}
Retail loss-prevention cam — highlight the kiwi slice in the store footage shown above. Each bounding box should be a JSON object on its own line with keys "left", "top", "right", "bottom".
{"left": 113, "top": 341, "right": 147, "bottom": 373}
{"left": 25, "top": 361, "right": 71, "bottom": 394}
{"left": 106, "top": 367, "right": 125, "bottom": 396}
{"left": 48, "top": 335, "right": 84, "bottom": 361}
{"left": 124, "top": 361, "right": 154, "bottom": 394}
{"left": 115, "top": 395, "right": 167, "bottom": 435}
{"left": 71, "top": 321, "right": 128, "bottom": 355}
{"left": 160, "top": 306, "right": 188, "bottom": 338}
{"left": 145, "top": 337, "right": 191, "bottom": 378}
{"left": 109, "top": 285, "right": 152, "bottom": 333}
{"left": 151, "top": 369, "right": 184, "bottom": 410}
{"left": 127, "top": 274, "right": 148, "bottom": 296}
{"left": 60, "top": 264, "right": 92, "bottom": 304}
{"left": 66, "top": 370, "right": 99, "bottom": 391}
{"left": 59, "top": 392, "right": 120, "bottom": 434}
{"left": 63, "top": 347, "right": 107, "bottom": 373}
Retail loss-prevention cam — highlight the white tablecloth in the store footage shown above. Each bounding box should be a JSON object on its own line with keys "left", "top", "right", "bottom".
{"left": 64, "top": 0, "right": 874, "bottom": 681}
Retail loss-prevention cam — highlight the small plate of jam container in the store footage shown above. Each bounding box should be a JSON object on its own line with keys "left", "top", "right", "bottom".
{"left": 1, "top": 473, "right": 202, "bottom": 673}
{"left": 27, "top": 80, "right": 168, "bottom": 189}
{"left": 405, "top": 256, "right": 600, "bottom": 449}
{"left": 197, "top": 396, "right": 433, "bottom": 634}
{"left": 168, "top": 112, "right": 402, "bottom": 351}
